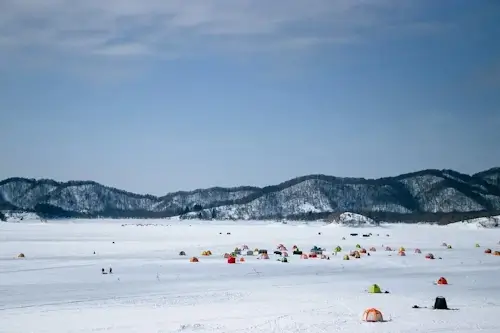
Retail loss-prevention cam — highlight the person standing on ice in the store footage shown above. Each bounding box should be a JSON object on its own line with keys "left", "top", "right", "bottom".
{"left": 109, "top": 267, "right": 113, "bottom": 274}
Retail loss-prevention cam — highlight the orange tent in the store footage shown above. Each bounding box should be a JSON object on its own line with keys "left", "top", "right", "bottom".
{"left": 362, "top": 308, "right": 384, "bottom": 322}
{"left": 239, "top": 257, "right": 245, "bottom": 262}
{"left": 437, "top": 277, "right": 448, "bottom": 285}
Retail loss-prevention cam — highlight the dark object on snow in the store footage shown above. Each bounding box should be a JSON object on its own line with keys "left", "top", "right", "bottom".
{"left": 226, "top": 232, "right": 231, "bottom": 235}
{"left": 93, "top": 251, "right": 96, "bottom": 254}
{"left": 350, "top": 233, "right": 358, "bottom": 236}
{"left": 433, "top": 296, "right": 448, "bottom": 310}
{"left": 367, "top": 253, "right": 371, "bottom": 256}
{"left": 179, "top": 251, "right": 186, "bottom": 256}
{"left": 282, "top": 257, "right": 288, "bottom": 263}
{"left": 274, "top": 251, "right": 282, "bottom": 255}
{"left": 258, "top": 249, "right": 268, "bottom": 254}
{"left": 219, "top": 232, "right": 222, "bottom": 234}
{"left": 112, "top": 241, "right": 115, "bottom": 244}
{"left": 412, "top": 305, "right": 420, "bottom": 309}
{"left": 101, "top": 268, "right": 107, "bottom": 275}
{"left": 384, "top": 291, "right": 390, "bottom": 294}
{"left": 318, "top": 232, "right": 322, "bottom": 235}
{"left": 362, "top": 234, "right": 370, "bottom": 237}
{"left": 293, "top": 250, "right": 303, "bottom": 255}
{"left": 109, "top": 267, "right": 113, "bottom": 274}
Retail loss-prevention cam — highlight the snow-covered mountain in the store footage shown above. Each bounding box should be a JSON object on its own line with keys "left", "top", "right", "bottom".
{"left": 1, "top": 167, "right": 500, "bottom": 222}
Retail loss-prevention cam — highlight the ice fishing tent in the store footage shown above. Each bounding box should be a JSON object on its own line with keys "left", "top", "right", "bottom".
{"left": 179, "top": 251, "right": 186, "bottom": 256}
{"left": 485, "top": 248, "right": 492, "bottom": 254}
{"left": 368, "top": 284, "right": 382, "bottom": 293}
{"left": 310, "top": 246, "right": 323, "bottom": 254}
{"left": 414, "top": 248, "right": 422, "bottom": 254}
{"left": 343, "top": 254, "right": 350, "bottom": 260}
{"left": 437, "top": 277, "right": 448, "bottom": 285}
{"left": 334, "top": 246, "right": 342, "bottom": 253}
{"left": 227, "top": 256, "right": 236, "bottom": 264}
{"left": 246, "top": 250, "right": 254, "bottom": 256}
{"left": 17, "top": 253, "right": 25, "bottom": 258}
{"left": 433, "top": 296, "right": 449, "bottom": 310}
{"left": 362, "top": 308, "right": 384, "bottom": 322}
{"left": 475, "top": 243, "right": 480, "bottom": 247}
{"left": 189, "top": 257, "right": 199, "bottom": 262}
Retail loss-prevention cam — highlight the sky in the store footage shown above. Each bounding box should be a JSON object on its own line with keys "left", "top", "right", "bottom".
{"left": 0, "top": 0, "right": 499, "bottom": 195}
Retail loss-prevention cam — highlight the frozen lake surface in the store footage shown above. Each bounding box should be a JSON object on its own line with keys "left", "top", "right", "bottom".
{"left": 1, "top": 219, "right": 500, "bottom": 332}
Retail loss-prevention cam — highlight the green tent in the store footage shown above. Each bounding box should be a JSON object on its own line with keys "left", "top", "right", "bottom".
{"left": 368, "top": 284, "right": 382, "bottom": 293}
{"left": 355, "top": 244, "right": 361, "bottom": 248}
{"left": 334, "top": 246, "right": 342, "bottom": 252}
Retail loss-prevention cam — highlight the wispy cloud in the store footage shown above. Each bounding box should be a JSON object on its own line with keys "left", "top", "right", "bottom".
{"left": 0, "top": 0, "right": 450, "bottom": 60}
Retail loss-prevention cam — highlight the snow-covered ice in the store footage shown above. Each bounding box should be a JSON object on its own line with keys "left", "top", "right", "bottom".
{"left": 1, "top": 219, "right": 500, "bottom": 332}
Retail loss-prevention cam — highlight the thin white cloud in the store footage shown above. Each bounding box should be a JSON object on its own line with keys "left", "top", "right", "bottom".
{"left": 0, "top": 0, "right": 445, "bottom": 59}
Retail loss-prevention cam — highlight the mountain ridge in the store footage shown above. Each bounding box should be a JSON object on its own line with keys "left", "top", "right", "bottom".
{"left": 1, "top": 167, "right": 500, "bottom": 223}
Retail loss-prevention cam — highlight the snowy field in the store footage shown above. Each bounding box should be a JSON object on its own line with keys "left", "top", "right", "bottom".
{"left": 1, "top": 219, "right": 500, "bottom": 333}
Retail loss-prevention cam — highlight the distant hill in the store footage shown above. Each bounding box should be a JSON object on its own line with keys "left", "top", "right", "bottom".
{"left": 1, "top": 167, "right": 500, "bottom": 223}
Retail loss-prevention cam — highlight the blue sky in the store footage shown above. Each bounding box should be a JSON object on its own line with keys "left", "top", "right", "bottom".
{"left": 1, "top": 0, "right": 499, "bottom": 195}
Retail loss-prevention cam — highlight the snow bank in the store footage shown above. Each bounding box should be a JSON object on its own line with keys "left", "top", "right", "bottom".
{"left": 327, "top": 212, "right": 377, "bottom": 227}
{"left": 449, "top": 215, "right": 500, "bottom": 229}
{"left": 1, "top": 211, "right": 42, "bottom": 223}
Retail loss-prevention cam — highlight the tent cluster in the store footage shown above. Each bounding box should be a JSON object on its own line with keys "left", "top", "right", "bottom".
{"left": 484, "top": 248, "right": 500, "bottom": 255}
{"left": 362, "top": 276, "right": 453, "bottom": 323}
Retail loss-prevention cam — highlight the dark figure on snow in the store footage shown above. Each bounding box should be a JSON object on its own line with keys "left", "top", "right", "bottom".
{"left": 109, "top": 267, "right": 113, "bottom": 274}
{"left": 101, "top": 268, "right": 105, "bottom": 274}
